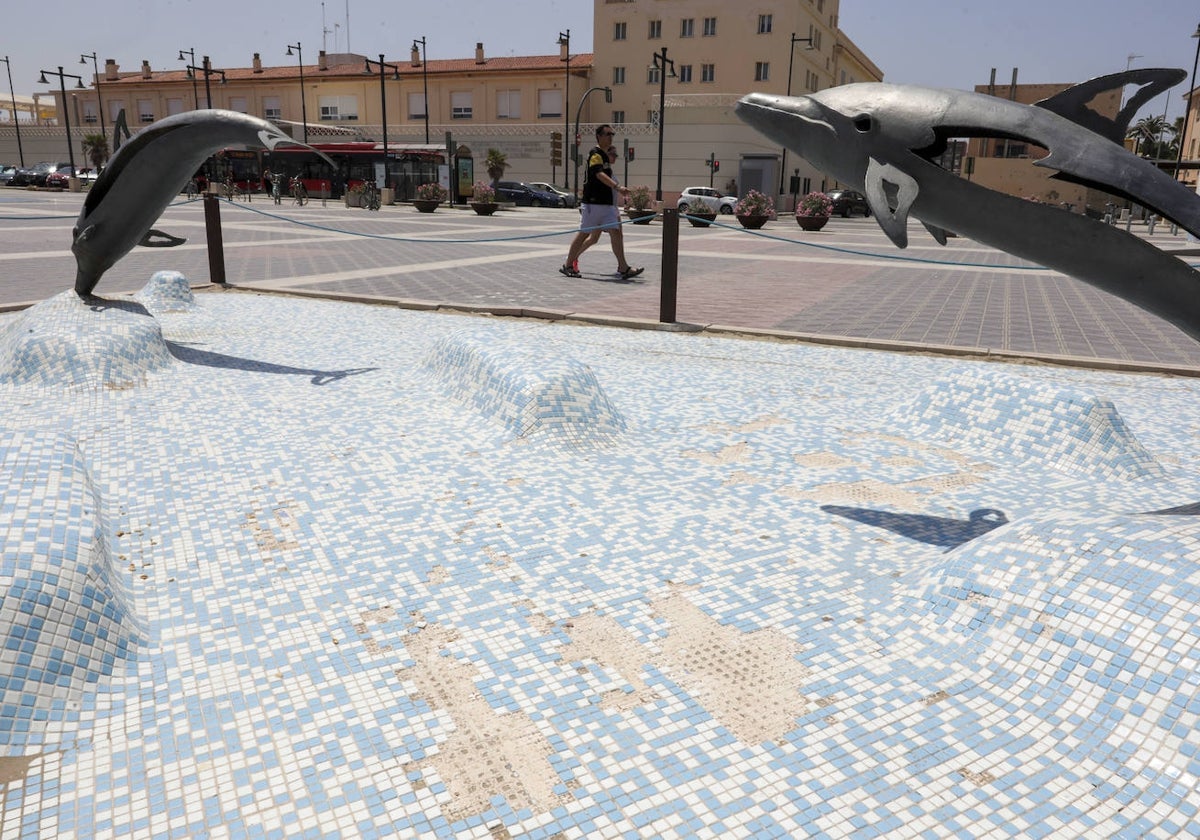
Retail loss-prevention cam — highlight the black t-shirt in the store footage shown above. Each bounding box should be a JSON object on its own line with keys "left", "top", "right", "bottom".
{"left": 581, "top": 145, "right": 614, "bottom": 205}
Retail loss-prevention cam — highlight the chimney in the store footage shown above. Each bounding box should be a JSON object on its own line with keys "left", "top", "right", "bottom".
{"left": 253, "top": 53, "right": 263, "bottom": 73}
{"left": 559, "top": 40, "right": 569, "bottom": 62}
{"left": 319, "top": 50, "right": 328, "bottom": 71}
{"left": 141, "top": 60, "right": 152, "bottom": 80}
{"left": 105, "top": 59, "right": 119, "bottom": 81}
{"left": 411, "top": 44, "right": 421, "bottom": 67}
{"left": 475, "top": 42, "right": 485, "bottom": 64}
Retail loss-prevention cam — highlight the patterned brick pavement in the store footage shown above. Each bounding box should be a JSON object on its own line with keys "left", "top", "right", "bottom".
{"left": 2, "top": 189, "right": 1198, "bottom": 367}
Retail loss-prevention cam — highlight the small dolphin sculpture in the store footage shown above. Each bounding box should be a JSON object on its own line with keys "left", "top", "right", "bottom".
{"left": 72, "top": 109, "right": 329, "bottom": 297}
{"left": 735, "top": 69, "right": 1200, "bottom": 342}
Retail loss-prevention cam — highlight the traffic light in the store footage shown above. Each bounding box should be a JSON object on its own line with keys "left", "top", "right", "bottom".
{"left": 713, "top": 160, "right": 720, "bottom": 173}
{"left": 550, "top": 131, "right": 562, "bottom": 167}
{"left": 626, "top": 146, "right": 635, "bottom": 162}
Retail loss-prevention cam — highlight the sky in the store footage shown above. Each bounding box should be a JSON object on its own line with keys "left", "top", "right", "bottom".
{"left": 3, "top": 0, "right": 1197, "bottom": 126}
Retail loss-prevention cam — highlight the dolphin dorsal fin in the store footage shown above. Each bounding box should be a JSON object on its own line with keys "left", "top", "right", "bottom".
{"left": 1034, "top": 68, "right": 1186, "bottom": 145}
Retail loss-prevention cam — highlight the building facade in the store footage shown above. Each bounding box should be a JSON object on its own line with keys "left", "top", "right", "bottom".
{"left": 5, "top": 0, "right": 888, "bottom": 205}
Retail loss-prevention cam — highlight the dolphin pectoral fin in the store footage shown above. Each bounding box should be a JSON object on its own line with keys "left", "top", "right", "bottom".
{"left": 921, "top": 221, "right": 949, "bottom": 246}
{"left": 865, "top": 158, "right": 918, "bottom": 249}
{"left": 138, "top": 229, "right": 187, "bottom": 248}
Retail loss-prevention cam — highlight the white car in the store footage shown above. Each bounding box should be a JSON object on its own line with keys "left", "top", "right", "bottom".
{"left": 527, "top": 181, "right": 577, "bottom": 208}
{"left": 676, "top": 186, "right": 737, "bottom": 215}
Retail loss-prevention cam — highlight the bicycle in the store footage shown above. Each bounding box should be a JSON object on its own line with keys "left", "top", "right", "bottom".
{"left": 362, "top": 180, "right": 381, "bottom": 211}
{"left": 290, "top": 177, "right": 308, "bottom": 207}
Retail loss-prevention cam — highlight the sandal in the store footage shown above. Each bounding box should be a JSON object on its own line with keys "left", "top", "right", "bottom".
{"left": 559, "top": 263, "right": 581, "bottom": 278}
{"left": 618, "top": 266, "right": 645, "bottom": 280}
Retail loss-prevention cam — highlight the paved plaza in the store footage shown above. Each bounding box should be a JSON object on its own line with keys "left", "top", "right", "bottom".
{"left": 2, "top": 190, "right": 1199, "bottom": 369}
{"left": 3, "top": 193, "right": 1200, "bottom": 838}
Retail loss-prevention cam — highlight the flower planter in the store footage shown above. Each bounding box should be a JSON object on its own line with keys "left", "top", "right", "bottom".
{"left": 737, "top": 214, "right": 769, "bottom": 230}
{"left": 796, "top": 215, "right": 829, "bottom": 231}
{"left": 470, "top": 202, "right": 499, "bottom": 216}
{"left": 626, "top": 209, "right": 655, "bottom": 225}
{"left": 413, "top": 199, "right": 441, "bottom": 213}
{"left": 687, "top": 213, "right": 717, "bottom": 228}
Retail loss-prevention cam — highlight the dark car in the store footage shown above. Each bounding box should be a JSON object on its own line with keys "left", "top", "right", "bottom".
{"left": 494, "top": 181, "right": 566, "bottom": 207}
{"left": 11, "top": 161, "right": 72, "bottom": 187}
{"left": 828, "top": 189, "right": 870, "bottom": 217}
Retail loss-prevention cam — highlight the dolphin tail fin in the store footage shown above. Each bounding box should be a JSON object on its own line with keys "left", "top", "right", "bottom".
{"left": 1034, "top": 69, "right": 1186, "bottom": 145}
{"left": 139, "top": 229, "right": 187, "bottom": 248}
{"left": 864, "top": 158, "right": 919, "bottom": 249}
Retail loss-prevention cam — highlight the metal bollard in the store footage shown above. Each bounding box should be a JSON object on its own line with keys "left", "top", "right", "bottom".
{"left": 660, "top": 208, "right": 679, "bottom": 323}
{"left": 203, "top": 193, "right": 227, "bottom": 285}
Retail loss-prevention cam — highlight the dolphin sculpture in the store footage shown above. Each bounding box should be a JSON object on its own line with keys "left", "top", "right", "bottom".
{"left": 72, "top": 109, "right": 331, "bottom": 297}
{"left": 735, "top": 69, "right": 1200, "bottom": 342}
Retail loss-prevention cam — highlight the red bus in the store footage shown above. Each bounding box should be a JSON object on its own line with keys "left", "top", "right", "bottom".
{"left": 263, "top": 142, "right": 445, "bottom": 200}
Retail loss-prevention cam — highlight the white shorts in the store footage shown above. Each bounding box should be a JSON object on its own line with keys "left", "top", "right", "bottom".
{"left": 580, "top": 203, "right": 620, "bottom": 231}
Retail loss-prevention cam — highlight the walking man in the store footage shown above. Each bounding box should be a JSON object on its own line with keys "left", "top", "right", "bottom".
{"left": 560, "top": 124, "right": 644, "bottom": 280}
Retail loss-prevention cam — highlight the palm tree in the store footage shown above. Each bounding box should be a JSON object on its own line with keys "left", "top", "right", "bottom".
{"left": 81, "top": 133, "right": 109, "bottom": 173}
{"left": 485, "top": 148, "right": 507, "bottom": 186}
{"left": 1127, "top": 115, "right": 1177, "bottom": 160}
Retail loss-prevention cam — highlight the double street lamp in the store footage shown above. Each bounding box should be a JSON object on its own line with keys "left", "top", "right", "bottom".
{"left": 182, "top": 55, "right": 226, "bottom": 109}
{"left": 411, "top": 36, "right": 429, "bottom": 144}
{"left": 651, "top": 47, "right": 676, "bottom": 202}
{"left": 0, "top": 56, "right": 24, "bottom": 166}
{"left": 558, "top": 30, "right": 571, "bottom": 190}
{"left": 177, "top": 48, "right": 201, "bottom": 109}
{"left": 1173, "top": 23, "right": 1200, "bottom": 183}
{"left": 37, "top": 66, "right": 86, "bottom": 171}
{"left": 79, "top": 51, "right": 105, "bottom": 136}
{"left": 285, "top": 42, "right": 309, "bottom": 143}
{"left": 779, "top": 32, "right": 815, "bottom": 196}
{"left": 363, "top": 54, "right": 401, "bottom": 188}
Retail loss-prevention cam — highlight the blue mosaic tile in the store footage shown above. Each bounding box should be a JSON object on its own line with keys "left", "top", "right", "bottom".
{"left": 0, "top": 292, "right": 1199, "bottom": 838}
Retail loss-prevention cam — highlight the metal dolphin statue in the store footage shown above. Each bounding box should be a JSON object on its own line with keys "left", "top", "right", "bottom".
{"left": 72, "top": 109, "right": 331, "bottom": 297}
{"left": 735, "top": 69, "right": 1200, "bottom": 342}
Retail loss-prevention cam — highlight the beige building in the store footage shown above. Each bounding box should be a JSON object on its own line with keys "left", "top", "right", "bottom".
{"left": 591, "top": 0, "right": 881, "bottom": 205}
{"left": 11, "top": 0, "right": 886, "bottom": 205}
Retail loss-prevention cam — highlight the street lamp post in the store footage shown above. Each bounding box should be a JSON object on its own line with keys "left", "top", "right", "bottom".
{"left": 183, "top": 56, "right": 226, "bottom": 109}
{"left": 363, "top": 54, "right": 401, "bottom": 189}
{"left": 572, "top": 86, "right": 613, "bottom": 198}
{"left": 1173, "top": 23, "right": 1200, "bottom": 183}
{"left": 79, "top": 51, "right": 105, "bottom": 137}
{"left": 779, "top": 32, "right": 815, "bottom": 196}
{"left": 37, "top": 66, "right": 85, "bottom": 172}
{"left": 285, "top": 42, "right": 309, "bottom": 143}
{"left": 0, "top": 56, "right": 25, "bottom": 166}
{"left": 558, "top": 30, "right": 571, "bottom": 191}
{"left": 178, "top": 48, "right": 200, "bottom": 109}
{"left": 411, "top": 36, "right": 429, "bottom": 144}
{"left": 651, "top": 47, "right": 676, "bottom": 202}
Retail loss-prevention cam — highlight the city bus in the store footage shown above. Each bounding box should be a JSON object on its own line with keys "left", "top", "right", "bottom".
{"left": 194, "top": 142, "right": 446, "bottom": 201}
{"left": 263, "top": 142, "right": 445, "bottom": 200}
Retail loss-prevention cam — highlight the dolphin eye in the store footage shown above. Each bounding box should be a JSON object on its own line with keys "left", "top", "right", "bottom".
{"left": 853, "top": 115, "right": 873, "bottom": 133}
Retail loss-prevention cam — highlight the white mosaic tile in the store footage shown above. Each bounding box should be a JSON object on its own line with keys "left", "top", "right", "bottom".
{"left": 1, "top": 291, "right": 1199, "bottom": 838}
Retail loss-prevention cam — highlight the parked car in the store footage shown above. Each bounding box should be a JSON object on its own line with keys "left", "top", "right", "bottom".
{"left": 675, "top": 186, "right": 737, "bottom": 215}
{"left": 494, "top": 181, "right": 567, "bottom": 207}
{"left": 828, "top": 188, "right": 871, "bottom": 217}
{"left": 527, "top": 181, "right": 577, "bottom": 208}
{"left": 0, "top": 165, "right": 17, "bottom": 185}
{"left": 45, "top": 166, "right": 98, "bottom": 189}
{"left": 11, "top": 161, "right": 72, "bottom": 187}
